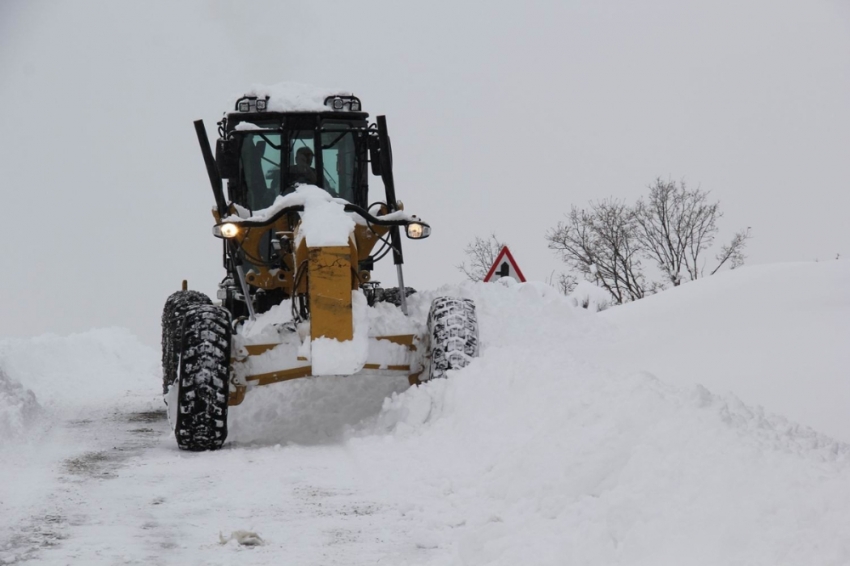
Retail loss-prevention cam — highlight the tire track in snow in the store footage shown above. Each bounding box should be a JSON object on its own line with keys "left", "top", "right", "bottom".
{"left": 7, "top": 409, "right": 431, "bottom": 565}
{"left": 0, "top": 408, "right": 170, "bottom": 565}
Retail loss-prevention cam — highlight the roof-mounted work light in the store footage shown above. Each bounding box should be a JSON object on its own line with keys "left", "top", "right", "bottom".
{"left": 323, "top": 95, "right": 363, "bottom": 112}
{"left": 234, "top": 95, "right": 270, "bottom": 113}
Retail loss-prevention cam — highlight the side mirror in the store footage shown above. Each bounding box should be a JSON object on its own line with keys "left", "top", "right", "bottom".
{"left": 216, "top": 138, "right": 239, "bottom": 179}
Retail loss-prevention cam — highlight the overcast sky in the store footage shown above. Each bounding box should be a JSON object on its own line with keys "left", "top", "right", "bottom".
{"left": 1, "top": 0, "right": 848, "bottom": 347}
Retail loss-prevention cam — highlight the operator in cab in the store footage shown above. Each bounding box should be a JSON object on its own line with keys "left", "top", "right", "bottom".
{"left": 289, "top": 147, "right": 317, "bottom": 186}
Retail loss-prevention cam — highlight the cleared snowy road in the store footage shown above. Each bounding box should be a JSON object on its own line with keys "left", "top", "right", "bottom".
{"left": 3, "top": 388, "right": 439, "bottom": 565}
{"left": 2, "top": 405, "right": 171, "bottom": 564}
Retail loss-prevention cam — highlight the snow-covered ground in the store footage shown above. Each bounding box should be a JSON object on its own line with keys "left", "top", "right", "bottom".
{"left": 1, "top": 261, "right": 848, "bottom": 565}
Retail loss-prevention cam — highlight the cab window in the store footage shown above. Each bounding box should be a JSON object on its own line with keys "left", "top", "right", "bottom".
{"left": 239, "top": 133, "right": 282, "bottom": 210}
{"left": 320, "top": 129, "right": 356, "bottom": 202}
{"left": 237, "top": 124, "right": 362, "bottom": 209}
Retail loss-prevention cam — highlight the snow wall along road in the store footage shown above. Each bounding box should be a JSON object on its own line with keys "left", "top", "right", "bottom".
{"left": 0, "top": 260, "right": 848, "bottom": 564}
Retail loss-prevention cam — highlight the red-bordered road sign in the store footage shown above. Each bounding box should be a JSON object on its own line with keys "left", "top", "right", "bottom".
{"left": 483, "top": 246, "right": 526, "bottom": 283}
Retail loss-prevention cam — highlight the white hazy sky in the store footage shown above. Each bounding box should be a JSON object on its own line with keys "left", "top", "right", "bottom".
{"left": 1, "top": 0, "right": 848, "bottom": 347}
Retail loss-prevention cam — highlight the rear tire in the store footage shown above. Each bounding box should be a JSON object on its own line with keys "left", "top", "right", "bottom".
{"left": 174, "top": 304, "right": 231, "bottom": 451}
{"left": 425, "top": 297, "right": 479, "bottom": 381}
{"left": 372, "top": 286, "right": 416, "bottom": 307}
{"left": 161, "top": 290, "right": 211, "bottom": 395}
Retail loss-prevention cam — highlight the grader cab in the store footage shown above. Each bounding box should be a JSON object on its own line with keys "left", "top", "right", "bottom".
{"left": 161, "top": 86, "right": 479, "bottom": 451}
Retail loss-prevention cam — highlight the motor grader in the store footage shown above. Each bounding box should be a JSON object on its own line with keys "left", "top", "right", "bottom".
{"left": 161, "top": 86, "right": 479, "bottom": 451}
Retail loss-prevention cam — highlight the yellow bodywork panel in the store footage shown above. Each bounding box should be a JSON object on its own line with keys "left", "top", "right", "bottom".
{"left": 227, "top": 333, "right": 420, "bottom": 406}
{"left": 213, "top": 205, "right": 389, "bottom": 295}
{"left": 307, "top": 246, "right": 354, "bottom": 342}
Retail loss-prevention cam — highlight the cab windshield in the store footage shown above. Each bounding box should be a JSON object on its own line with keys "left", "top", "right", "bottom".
{"left": 237, "top": 123, "right": 361, "bottom": 210}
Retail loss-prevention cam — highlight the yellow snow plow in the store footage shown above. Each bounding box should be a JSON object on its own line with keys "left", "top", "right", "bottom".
{"left": 218, "top": 207, "right": 427, "bottom": 407}
{"left": 161, "top": 86, "right": 479, "bottom": 451}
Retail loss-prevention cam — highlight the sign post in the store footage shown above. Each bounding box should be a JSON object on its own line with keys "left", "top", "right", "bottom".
{"left": 483, "top": 246, "right": 526, "bottom": 283}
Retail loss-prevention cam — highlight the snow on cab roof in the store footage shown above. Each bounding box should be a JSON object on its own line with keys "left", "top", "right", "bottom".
{"left": 236, "top": 82, "right": 355, "bottom": 113}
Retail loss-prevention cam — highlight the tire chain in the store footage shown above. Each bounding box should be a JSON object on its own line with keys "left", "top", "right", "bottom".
{"left": 175, "top": 304, "right": 231, "bottom": 451}
{"left": 161, "top": 290, "right": 211, "bottom": 394}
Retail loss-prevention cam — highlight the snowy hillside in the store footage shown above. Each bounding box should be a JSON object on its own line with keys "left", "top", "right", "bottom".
{"left": 0, "top": 261, "right": 848, "bottom": 564}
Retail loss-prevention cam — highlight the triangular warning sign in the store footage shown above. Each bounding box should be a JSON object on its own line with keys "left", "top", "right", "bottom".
{"left": 483, "top": 246, "right": 526, "bottom": 283}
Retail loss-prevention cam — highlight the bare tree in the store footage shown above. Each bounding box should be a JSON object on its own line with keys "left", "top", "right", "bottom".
{"left": 546, "top": 200, "right": 646, "bottom": 304}
{"left": 457, "top": 233, "right": 505, "bottom": 281}
{"left": 547, "top": 271, "right": 578, "bottom": 295}
{"left": 712, "top": 227, "right": 751, "bottom": 273}
{"left": 634, "top": 179, "right": 751, "bottom": 285}
{"left": 548, "top": 179, "right": 751, "bottom": 305}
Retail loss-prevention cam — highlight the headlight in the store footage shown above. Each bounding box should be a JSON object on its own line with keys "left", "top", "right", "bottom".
{"left": 405, "top": 222, "right": 431, "bottom": 239}
{"left": 213, "top": 222, "right": 240, "bottom": 238}
{"left": 220, "top": 223, "right": 239, "bottom": 238}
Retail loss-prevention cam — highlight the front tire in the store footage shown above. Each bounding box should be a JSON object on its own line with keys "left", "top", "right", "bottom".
{"left": 425, "top": 297, "right": 479, "bottom": 381}
{"left": 174, "top": 304, "right": 231, "bottom": 451}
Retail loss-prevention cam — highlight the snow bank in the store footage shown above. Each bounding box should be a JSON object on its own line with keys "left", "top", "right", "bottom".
{"left": 0, "top": 327, "right": 159, "bottom": 413}
{"left": 238, "top": 82, "right": 353, "bottom": 113}
{"left": 343, "top": 268, "right": 850, "bottom": 563}
{"left": 365, "top": 361, "right": 850, "bottom": 564}
{"left": 597, "top": 260, "right": 850, "bottom": 442}
{"left": 0, "top": 367, "right": 40, "bottom": 444}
